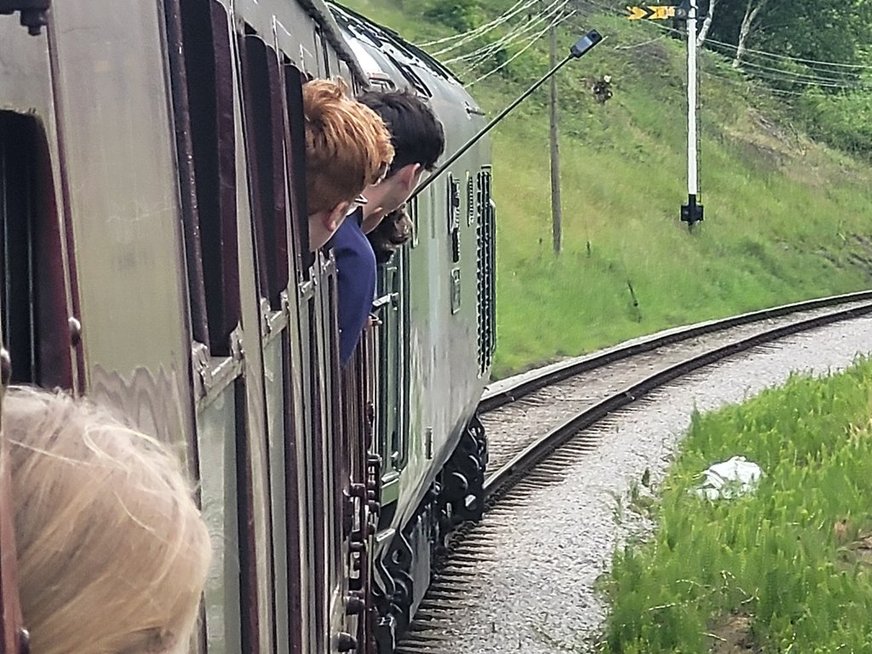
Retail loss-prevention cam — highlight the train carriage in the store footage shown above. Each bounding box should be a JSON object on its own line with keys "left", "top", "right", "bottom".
{"left": 0, "top": 0, "right": 378, "bottom": 651}
{"left": 0, "top": 1, "right": 495, "bottom": 652}
{"left": 329, "top": 6, "right": 496, "bottom": 648}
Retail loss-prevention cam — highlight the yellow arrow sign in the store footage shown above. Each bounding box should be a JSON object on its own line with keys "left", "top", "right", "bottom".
{"left": 627, "top": 5, "right": 677, "bottom": 20}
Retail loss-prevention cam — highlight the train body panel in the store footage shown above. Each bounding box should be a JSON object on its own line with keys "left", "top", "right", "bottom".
{"left": 331, "top": 5, "right": 495, "bottom": 647}
{"left": 1, "top": 2, "right": 495, "bottom": 651}
{"left": 331, "top": 0, "right": 491, "bottom": 523}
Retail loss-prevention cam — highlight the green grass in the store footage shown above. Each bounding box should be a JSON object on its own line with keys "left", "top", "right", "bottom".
{"left": 601, "top": 358, "right": 872, "bottom": 653}
{"left": 340, "top": 1, "right": 872, "bottom": 378}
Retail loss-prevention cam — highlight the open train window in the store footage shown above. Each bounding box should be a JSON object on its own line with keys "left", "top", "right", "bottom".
{"left": 282, "top": 62, "right": 314, "bottom": 279}
{"left": 172, "top": 0, "right": 239, "bottom": 356}
{"left": 239, "top": 28, "right": 290, "bottom": 309}
{"left": 0, "top": 112, "right": 72, "bottom": 388}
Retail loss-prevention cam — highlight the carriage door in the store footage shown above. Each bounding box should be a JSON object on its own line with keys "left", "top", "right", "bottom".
{"left": 375, "top": 236, "right": 410, "bottom": 510}
{"left": 0, "top": 11, "right": 78, "bottom": 648}
{"left": 166, "top": 1, "right": 247, "bottom": 651}
{"left": 283, "top": 59, "right": 363, "bottom": 651}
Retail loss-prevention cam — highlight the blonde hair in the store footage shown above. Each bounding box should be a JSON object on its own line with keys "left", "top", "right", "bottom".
{"left": 303, "top": 78, "right": 394, "bottom": 215}
{"left": 3, "top": 386, "right": 211, "bottom": 654}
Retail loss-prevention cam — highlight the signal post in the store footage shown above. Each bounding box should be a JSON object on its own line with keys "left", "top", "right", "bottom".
{"left": 627, "top": 1, "right": 704, "bottom": 227}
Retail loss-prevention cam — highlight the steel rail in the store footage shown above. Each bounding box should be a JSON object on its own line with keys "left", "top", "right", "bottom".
{"left": 396, "top": 298, "right": 872, "bottom": 654}
{"left": 483, "top": 298, "right": 872, "bottom": 498}
{"left": 480, "top": 289, "right": 872, "bottom": 414}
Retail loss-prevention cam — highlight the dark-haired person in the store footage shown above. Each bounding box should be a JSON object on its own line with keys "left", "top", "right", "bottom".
{"left": 328, "top": 90, "right": 445, "bottom": 365}
{"left": 367, "top": 204, "right": 412, "bottom": 265}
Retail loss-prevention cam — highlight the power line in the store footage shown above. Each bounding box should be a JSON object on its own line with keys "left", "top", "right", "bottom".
{"left": 443, "top": 0, "right": 569, "bottom": 66}
{"left": 420, "top": 0, "right": 535, "bottom": 50}
{"left": 431, "top": 0, "right": 547, "bottom": 56}
{"left": 469, "top": 9, "right": 575, "bottom": 85}
{"left": 579, "top": 0, "right": 872, "bottom": 72}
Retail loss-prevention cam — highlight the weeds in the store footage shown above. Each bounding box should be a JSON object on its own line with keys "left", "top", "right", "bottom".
{"left": 600, "top": 358, "right": 872, "bottom": 653}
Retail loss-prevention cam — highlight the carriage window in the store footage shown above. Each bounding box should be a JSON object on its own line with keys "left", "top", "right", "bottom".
{"left": 174, "top": 0, "right": 239, "bottom": 356}
{"left": 0, "top": 112, "right": 72, "bottom": 388}
{"left": 239, "top": 28, "right": 290, "bottom": 309}
{"left": 314, "top": 28, "right": 331, "bottom": 77}
{"left": 282, "top": 62, "right": 313, "bottom": 278}
{"left": 447, "top": 173, "right": 460, "bottom": 263}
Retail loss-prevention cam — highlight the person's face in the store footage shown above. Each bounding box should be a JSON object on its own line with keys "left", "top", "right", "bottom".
{"left": 383, "top": 164, "right": 423, "bottom": 215}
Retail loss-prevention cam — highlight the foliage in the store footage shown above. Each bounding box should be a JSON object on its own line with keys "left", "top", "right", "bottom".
{"left": 707, "top": 0, "right": 872, "bottom": 70}
{"left": 601, "top": 358, "right": 872, "bottom": 653}
{"left": 341, "top": 0, "right": 872, "bottom": 379}
{"left": 421, "top": 0, "right": 481, "bottom": 32}
{"left": 798, "top": 87, "right": 872, "bottom": 158}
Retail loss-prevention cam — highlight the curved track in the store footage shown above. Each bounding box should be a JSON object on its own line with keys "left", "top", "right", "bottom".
{"left": 395, "top": 292, "right": 872, "bottom": 653}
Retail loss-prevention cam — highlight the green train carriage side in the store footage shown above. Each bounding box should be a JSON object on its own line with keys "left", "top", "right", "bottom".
{"left": 330, "top": 5, "right": 496, "bottom": 649}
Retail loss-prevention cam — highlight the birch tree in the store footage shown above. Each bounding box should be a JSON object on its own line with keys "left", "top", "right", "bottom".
{"left": 731, "top": 0, "right": 767, "bottom": 68}
{"left": 696, "top": 0, "right": 717, "bottom": 47}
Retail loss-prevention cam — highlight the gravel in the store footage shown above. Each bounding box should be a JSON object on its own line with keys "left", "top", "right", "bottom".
{"left": 436, "top": 315, "right": 872, "bottom": 653}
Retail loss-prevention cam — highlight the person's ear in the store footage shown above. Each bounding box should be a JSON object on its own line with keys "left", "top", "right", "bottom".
{"left": 401, "top": 163, "right": 422, "bottom": 191}
{"left": 324, "top": 201, "right": 351, "bottom": 232}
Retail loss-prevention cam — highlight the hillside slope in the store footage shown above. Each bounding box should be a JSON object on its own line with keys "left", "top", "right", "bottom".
{"left": 342, "top": 1, "right": 872, "bottom": 378}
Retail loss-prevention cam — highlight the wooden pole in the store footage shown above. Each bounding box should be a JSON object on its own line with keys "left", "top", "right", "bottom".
{"left": 549, "top": 20, "right": 563, "bottom": 254}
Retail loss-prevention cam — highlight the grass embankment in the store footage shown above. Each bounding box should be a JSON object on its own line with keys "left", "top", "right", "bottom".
{"left": 342, "top": 2, "right": 872, "bottom": 378}
{"left": 602, "top": 358, "right": 872, "bottom": 653}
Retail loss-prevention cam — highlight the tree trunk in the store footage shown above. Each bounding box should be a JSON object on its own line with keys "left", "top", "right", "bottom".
{"left": 696, "top": 0, "right": 717, "bottom": 47}
{"left": 732, "top": 0, "right": 765, "bottom": 68}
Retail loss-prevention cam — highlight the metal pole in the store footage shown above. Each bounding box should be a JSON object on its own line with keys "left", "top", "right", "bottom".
{"left": 410, "top": 53, "right": 574, "bottom": 201}
{"left": 549, "top": 23, "right": 562, "bottom": 255}
{"left": 687, "top": 1, "right": 698, "bottom": 198}
{"left": 680, "top": 0, "right": 703, "bottom": 226}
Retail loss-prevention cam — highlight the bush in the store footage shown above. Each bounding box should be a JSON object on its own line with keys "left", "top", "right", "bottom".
{"left": 422, "top": 0, "right": 480, "bottom": 31}
{"left": 797, "top": 87, "right": 872, "bottom": 159}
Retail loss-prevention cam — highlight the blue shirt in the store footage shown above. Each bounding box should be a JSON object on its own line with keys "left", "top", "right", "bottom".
{"left": 327, "top": 207, "right": 376, "bottom": 365}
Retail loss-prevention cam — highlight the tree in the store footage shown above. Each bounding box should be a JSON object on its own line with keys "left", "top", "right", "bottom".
{"left": 731, "top": 0, "right": 766, "bottom": 68}
{"left": 696, "top": 0, "right": 717, "bottom": 47}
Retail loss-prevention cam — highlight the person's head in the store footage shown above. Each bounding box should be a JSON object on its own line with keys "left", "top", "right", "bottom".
{"left": 367, "top": 204, "right": 413, "bottom": 264}
{"left": 303, "top": 78, "right": 394, "bottom": 250}
{"left": 3, "top": 386, "right": 211, "bottom": 654}
{"left": 356, "top": 90, "right": 445, "bottom": 233}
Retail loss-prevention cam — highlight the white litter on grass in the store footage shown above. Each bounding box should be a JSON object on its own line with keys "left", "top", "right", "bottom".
{"left": 695, "top": 456, "right": 764, "bottom": 500}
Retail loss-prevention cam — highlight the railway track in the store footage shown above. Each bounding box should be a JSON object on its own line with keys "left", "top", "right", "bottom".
{"left": 394, "top": 291, "right": 872, "bottom": 653}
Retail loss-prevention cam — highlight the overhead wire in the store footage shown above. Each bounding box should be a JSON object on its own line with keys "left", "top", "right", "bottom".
{"left": 428, "top": 0, "right": 540, "bottom": 55}
{"left": 569, "top": 0, "right": 872, "bottom": 93}
{"left": 468, "top": 8, "right": 576, "bottom": 85}
{"left": 578, "top": 0, "right": 872, "bottom": 74}
{"left": 419, "top": 0, "right": 531, "bottom": 47}
{"left": 442, "top": 0, "right": 570, "bottom": 66}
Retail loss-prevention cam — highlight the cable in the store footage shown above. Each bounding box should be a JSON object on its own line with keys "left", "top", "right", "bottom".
{"left": 456, "top": 1, "right": 570, "bottom": 75}
{"left": 431, "top": 0, "right": 544, "bottom": 56}
{"left": 579, "top": 0, "right": 872, "bottom": 72}
{"left": 468, "top": 9, "right": 575, "bottom": 86}
{"left": 442, "top": 0, "right": 569, "bottom": 65}
{"left": 614, "top": 33, "right": 669, "bottom": 50}
{"left": 459, "top": 1, "right": 570, "bottom": 75}
{"left": 421, "top": 0, "right": 534, "bottom": 50}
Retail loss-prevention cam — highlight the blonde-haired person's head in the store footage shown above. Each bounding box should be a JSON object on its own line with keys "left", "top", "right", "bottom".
{"left": 3, "top": 386, "right": 211, "bottom": 654}
{"left": 303, "top": 78, "right": 394, "bottom": 249}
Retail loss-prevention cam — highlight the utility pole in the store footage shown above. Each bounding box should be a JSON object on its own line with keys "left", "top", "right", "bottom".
{"left": 680, "top": 0, "right": 704, "bottom": 227}
{"left": 548, "top": 17, "right": 563, "bottom": 254}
